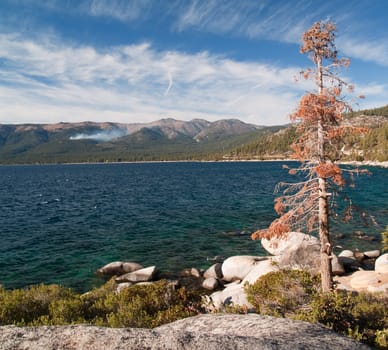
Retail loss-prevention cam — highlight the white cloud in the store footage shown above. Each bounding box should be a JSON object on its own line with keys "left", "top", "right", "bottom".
{"left": 356, "top": 82, "right": 387, "bottom": 96}
{"left": 339, "top": 38, "right": 388, "bottom": 67}
{"left": 164, "top": 71, "right": 173, "bottom": 96}
{"left": 0, "top": 31, "right": 304, "bottom": 126}
{"left": 351, "top": 82, "right": 388, "bottom": 112}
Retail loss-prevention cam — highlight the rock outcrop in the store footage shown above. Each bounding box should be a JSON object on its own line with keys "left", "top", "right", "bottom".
{"left": 0, "top": 314, "right": 370, "bottom": 350}
{"left": 261, "top": 232, "right": 319, "bottom": 256}
{"left": 221, "top": 255, "right": 269, "bottom": 282}
{"left": 375, "top": 253, "right": 388, "bottom": 273}
{"left": 205, "top": 232, "right": 387, "bottom": 310}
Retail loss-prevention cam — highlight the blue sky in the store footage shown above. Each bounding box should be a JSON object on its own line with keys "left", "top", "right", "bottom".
{"left": 0, "top": 0, "right": 387, "bottom": 126}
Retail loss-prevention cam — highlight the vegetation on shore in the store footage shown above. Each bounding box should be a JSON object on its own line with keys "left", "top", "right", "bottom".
{"left": 1, "top": 271, "right": 387, "bottom": 348}
{"left": 232, "top": 109, "right": 388, "bottom": 162}
{"left": 0, "top": 280, "right": 203, "bottom": 328}
{"left": 245, "top": 270, "right": 388, "bottom": 348}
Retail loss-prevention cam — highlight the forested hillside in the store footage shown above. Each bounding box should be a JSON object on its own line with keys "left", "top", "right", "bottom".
{"left": 228, "top": 105, "right": 388, "bottom": 162}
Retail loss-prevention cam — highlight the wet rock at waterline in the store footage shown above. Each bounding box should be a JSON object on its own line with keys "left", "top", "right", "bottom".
{"left": 202, "top": 277, "right": 220, "bottom": 291}
{"left": 203, "top": 263, "right": 223, "bottom": 280}
{"left": 364, "top": 250, "right": 380, "bottom": 259}
{"left": 181, "top": 267, "right": 202, "bottom": 278}
{"left": 115, "top": 266, "right": 157, "bottom": 283}
{"left": 96, "top": 261, "right": 144, "bottom": 276}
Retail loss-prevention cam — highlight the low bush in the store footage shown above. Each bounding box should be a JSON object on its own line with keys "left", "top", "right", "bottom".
{"left": 296, "top": 291, "right": 388, "bottom": 348}
{"left": 0, "top": 280, "right": 202, "bottom": 328}
{"left": 245, "top": 269, "right": 388, "bottom": 349}
{"left": 87, "top": 280, "right": 202, "bottom": 328}
{"left": 0, "top": 284, "right": 75, "bottom": 326}
{"left": 245, "top": 269, "right": 320, "bottom": 317}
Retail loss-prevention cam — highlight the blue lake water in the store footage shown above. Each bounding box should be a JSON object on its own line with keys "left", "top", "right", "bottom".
{"left": 0, "top": 161, "right": 387, "bottom": 291}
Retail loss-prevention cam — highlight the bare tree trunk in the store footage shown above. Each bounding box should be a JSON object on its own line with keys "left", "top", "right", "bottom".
{"left": 317, "top": 57, "right": 333, "bottom": 292}
{"left": 318, "top": 176, "right": 333, "bottom": 292}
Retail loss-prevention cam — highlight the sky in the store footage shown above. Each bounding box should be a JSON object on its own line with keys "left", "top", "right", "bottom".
{"left": 0, "top": 0, "right": 387, "bottom": 126}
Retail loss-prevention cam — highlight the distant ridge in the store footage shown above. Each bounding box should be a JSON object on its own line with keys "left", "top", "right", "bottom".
{"left": 1, "top": 104, "right": 386, "bottom": 164}
{"left": 0, "top": 118, "right": 272, "bottom": 164}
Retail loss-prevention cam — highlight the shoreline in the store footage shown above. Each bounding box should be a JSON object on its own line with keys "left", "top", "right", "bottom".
{"left": 338, "top": 160, "right": 388, "bottom": 168}
{"left": 1, "top": 159, "right": 387, "bottom": 168}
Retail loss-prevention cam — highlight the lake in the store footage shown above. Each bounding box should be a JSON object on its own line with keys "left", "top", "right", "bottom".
{"left": 0, "top": 161, "right": 387, "bottom": 291}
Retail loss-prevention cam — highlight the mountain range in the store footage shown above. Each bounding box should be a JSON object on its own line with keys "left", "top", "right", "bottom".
{"left": 0, "top": 118, "right": 280, "bottom": 163}
{"left": 0, "top": 105, "right": 387, "bottom": 164}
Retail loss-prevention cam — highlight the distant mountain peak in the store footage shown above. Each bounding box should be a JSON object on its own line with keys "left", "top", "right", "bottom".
{"left": 0, "top": 117, "right": 270, "bottom": 163}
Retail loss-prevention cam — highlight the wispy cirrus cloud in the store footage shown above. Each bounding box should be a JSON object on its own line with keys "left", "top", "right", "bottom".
{"left": 173, "top": 0, "right": 324, "bottom": 43}
{"left": 0, "top": 31, "right": 303, "bottom": 125}
{"left": 2, "top": 0, "right": 153, "bottom": 23}
{"left": 173, "top": 0, "right": 388, "bottom": 69}
{"left": 87, "top": 0, "right": 153, "bottom": 22}
{"left": 4, "top": 0, "right": 388, "bottom": 71}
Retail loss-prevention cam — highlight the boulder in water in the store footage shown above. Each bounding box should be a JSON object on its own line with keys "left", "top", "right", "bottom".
{"left": 203, "top": 263, "right": 223, "bottom": 279}
{"left": 115, "top": 266, "right": 157, "bottom": 283}
{"left": 97, "top": 261, "right": 144, "bottom": 276}
{"left": 181, "top": 267, "right": 202, "bottom": 278}
{"left": 363, "top": 249, "right": 380, "bottom": 259}
{"left": 202, "top": 277, "right": 220, "bottom": 291}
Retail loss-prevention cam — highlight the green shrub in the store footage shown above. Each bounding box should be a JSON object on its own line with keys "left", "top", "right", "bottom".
{"left": 0, "top": 284, "right": 75, "bottom": 326}
{"left": 375, "top": 329, "right": 388, "bottom": 349}
{"left": 0, "top": 280, "right": 202, "bottom": 328}
{"left": 245, "top": 270, "right": 388, "bottom": 348}
{"left": 88, "top": 280, "right": 201, "bottom": 328}
{"left": 48, "top": 297, "right": 85, "bottom": 325}
{"left": 245, "top": 269, "right": 320, "bottom": 317}
{"left": 297, "top": 291, "right": 388, "bottom": 348}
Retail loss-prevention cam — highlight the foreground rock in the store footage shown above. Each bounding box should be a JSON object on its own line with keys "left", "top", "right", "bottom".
{"left": 0, "top": 314, "right": 370, "bottom": 350}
